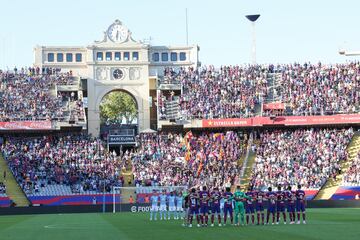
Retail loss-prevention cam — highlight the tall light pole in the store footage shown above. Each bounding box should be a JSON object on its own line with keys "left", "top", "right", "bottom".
{"left": 246, "top": 14, "right": 260, "bottom": 64}
{"left": 339, "top": 49, "right": 360, "bottom": 56}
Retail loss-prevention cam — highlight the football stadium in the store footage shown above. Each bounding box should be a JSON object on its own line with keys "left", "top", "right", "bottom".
{"left": 1, "top": 1, "right": 360, "bottom": 239}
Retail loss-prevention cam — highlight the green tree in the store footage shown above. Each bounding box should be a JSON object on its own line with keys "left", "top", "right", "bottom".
{"left": 100, "top": 91, "right": 137, "bottom": 124}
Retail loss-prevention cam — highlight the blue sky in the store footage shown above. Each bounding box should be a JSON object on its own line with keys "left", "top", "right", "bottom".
{"left": 1, "top": 0, "right": 360, "bottom": 68}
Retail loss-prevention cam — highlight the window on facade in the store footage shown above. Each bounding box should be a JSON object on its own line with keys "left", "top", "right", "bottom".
{"left": 75, "top": 53, "right": 82, "bottom": 62}
{"left": 124, "top": 52, "right": 130, "bottom": 61}
{"left": 57, "top": 53, "right": 64, "bottom": 62}
{"left": 132, "top": 52, "right": 139, "bottom": 61}
{"left": 97, "top": 52, "right": 103, "bottom": 61}
{"left": 106, "top": 52, "right": 112, "bottom": 61}
{"left": 48, "top": 53, "right": 54, "bottom": 62}
{"left": 161, "top": 52, "right": 168, "bottom": 62}
{"left": 115, "top": 52, "right": 121, "bottom": 61}
{"left": 170, "top": 52, "right": 177, "bottom": 61}
{"left": 152, "top": 52, "right": 159, "bottom": 62}
{"left": 66, "top": 53, "right": 73, "bottom": 62}
{"left": 179, "top": 52, "right": 186, "bottom": 61}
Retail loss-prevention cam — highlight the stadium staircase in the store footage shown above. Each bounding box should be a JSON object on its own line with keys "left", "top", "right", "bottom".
{"left": 120, "top": 161, "right": 136, "bottom": 203}
{"left": 232, "top": 145, "right": 248, "bottom": 192}
{"left": 237, "top": 132, "right": 258, "bottom": 191}
{"left": 265, "top": 73, "right": 283, "bottom": 103}
{"left": 257, "top": 72, "right": 283, "bottom": 116}
{"left": 0, "top": 154, "right": 30, "bottom": 206}
{"left": 314, "top": 132, "right": 360, "bottom": 200}
{"left": 265, "top": 73, "right": 276, "bottom": 103}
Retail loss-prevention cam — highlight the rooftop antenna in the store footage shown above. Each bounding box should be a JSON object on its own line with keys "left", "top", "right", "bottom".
{"left": 245, "top": 14, "right": 261, "bottom": 64}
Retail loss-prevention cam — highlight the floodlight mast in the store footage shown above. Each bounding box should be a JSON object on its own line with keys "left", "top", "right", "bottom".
{"left": 339, "top": 49, "right": 360, "bottom": 56}
{"left": 246, "top": 14, "right": 260, "bottom": 64}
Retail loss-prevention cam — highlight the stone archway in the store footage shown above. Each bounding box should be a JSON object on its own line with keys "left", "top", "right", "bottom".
{"left": 87, "top": 84, "right": 149, "bottom": 137}
{"left": 98, "top": 89, "right": 139, "bottom": 125}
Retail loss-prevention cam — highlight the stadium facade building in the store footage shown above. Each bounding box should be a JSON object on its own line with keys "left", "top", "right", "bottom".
{"left": 33, "top": 19, "right": 199, "bottom": 136}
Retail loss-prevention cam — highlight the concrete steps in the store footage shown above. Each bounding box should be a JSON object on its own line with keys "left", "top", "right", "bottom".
{"left": 314, "top": 132, "right": 360, "bottom": 200}
{"left": 120, "top": 157, "right": 135, "bottom": 203}
{"left": 231, "top": 151, "right": 247, "bottom": 192}
{"left": 0, "top": 154, "right": 30, "bottom": 206}
{"left": 241, "top": 148, "right": 257, "bottom": 191}
{"left": 238, "top": 136, "right": 258, "bottom": 191}
{"left": 265, "top": 73, "right": 283, "bottom": 103}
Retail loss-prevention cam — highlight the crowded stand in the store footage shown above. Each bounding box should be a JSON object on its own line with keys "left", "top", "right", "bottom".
{"left": 1, "top": 131, "right": 246, "bottom": 199}
{"left": 276, "top": 62, "right": 360, "bottom": 116}
{"left": 1, "top": 62, "right": 360, "bottom": 206}
{"left": 250, "top": 128, "right": 354, "bottom": 190}
{"left": 133, "top": 131, "right": 246, "bottom": 189}
{"left": 179, "top": 65, "right": 268, "bottom": 119}
{"left": 0, "top": 69, "right": 79, "bottom": 122}
{"left": 343, "top": 151, "right": 360, "bottom": 186}
{"left": 160, "top": 62, "right": 360, "bottom": 120}
{"left": 1, "top": 134, "right": 125, "bottom": 196}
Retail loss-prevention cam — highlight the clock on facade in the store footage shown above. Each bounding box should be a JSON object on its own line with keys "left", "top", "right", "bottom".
{"left": 107, "top": 20, "right": 129, "bottom": 43}
{"left": 113, "top": 69, "right": 124, "bottom": 80}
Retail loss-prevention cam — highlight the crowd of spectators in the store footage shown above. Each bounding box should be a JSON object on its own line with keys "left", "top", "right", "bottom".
{"left": 1, "top": 127, "right": 359, "bottom": 197}
{"left": 1, "top": 134, "right": 125, "bottom": 195}
{"left": 132, "top": 132, "right": 186, "bottom": 186}
{"left": 276, "top": 62, "right": 360, "bottom": 116}
{"left": 132, "top": 131, "right": 246, "bottom": 188}
{"left": 0, "top": 68, "right": 79, "bottom": 122}
{"left": 343, "top": 151, "right": 360, "bottom": 186}
{"left": 160, "top": 62, "right": 360, "bottom": 120}
{"left": 251, "top": 128, "right": 354, "bottom": 189}
{"left": 179, "top": 65, "right": 268, "bottom": 119}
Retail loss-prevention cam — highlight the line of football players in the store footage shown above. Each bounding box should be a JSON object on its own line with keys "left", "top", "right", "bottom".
{"left": 149, "top": 184, "right": 307, "bottom": 227}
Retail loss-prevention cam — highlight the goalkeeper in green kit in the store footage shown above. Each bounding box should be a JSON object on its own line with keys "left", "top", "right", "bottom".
{"left": 233, "top": 185, "right": 251, "bottom": 226}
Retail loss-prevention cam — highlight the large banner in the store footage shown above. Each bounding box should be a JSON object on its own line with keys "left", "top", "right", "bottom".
{"left": 0, "top": 121, "right": 52, "bottom": 130}
{"left": 202, "top": 118, "right": 253, "bottom": 128}
{"left": 202, "top": 114, "right": 360, "bottom": 128}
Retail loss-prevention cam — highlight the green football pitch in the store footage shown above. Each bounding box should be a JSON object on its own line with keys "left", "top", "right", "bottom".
{"left": 0, "top": 208, "right": 359, "bottom": 240}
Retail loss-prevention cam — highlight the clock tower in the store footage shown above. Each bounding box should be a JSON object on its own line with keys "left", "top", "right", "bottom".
{"left": 33, "top": 19, "right": 199, "bottom": 136}
{"left": 86, "top": 20, "right": 151, "bottom": 136}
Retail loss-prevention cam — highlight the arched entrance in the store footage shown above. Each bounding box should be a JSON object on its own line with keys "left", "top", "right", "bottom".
{"left": 99, "top": 90, "right": 138, "bottom": 126}
{"left": 98, "top": 90, "right": 139, "bottom": 155}
{"left": 87, "top": 83, "right": 150, "bottom": 138}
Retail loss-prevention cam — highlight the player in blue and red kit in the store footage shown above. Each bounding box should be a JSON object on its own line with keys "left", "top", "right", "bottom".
{"left": 245, "top": 186, "right": 256, "bottom": 225}
{"left": 285, "top": 186, "right": 296, "bottom": 224}
{"left": 276, "top": 185, "right": 287, "bottom": 224}
{"left": 296, "top": 184, "right": 306, "bottom": 224}
{"left": 266, "top": 187, "right": 277, "bottom": 225}
{"left": 223, "top": 187, "right": 234, "bottom": 225}
{"left": 255, "top": 190, "right": 265, "bottom": 225}
{"left": 199, "top": 186, "right": 210, "bottom": 226}
{"left": 188, "top": 188, "right": 200, "bottom": 227}
{"left": 210, "top": 187, "right": 222, "bottom": 227}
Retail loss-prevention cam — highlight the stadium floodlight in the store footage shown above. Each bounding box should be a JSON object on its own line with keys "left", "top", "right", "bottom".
{"left": 245, "top": 14, "right": 261, "bottom": 64}
{"left": 339, "top": 49, "right": 360, "bottom": 56}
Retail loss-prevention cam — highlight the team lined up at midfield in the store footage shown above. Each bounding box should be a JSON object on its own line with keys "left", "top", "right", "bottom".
{"left": 149, "top": 185, "right": 307, "bottom": 227}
